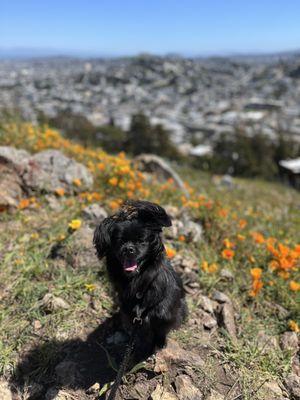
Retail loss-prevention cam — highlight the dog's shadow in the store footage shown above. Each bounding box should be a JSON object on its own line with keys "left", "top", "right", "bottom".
{"left": 10, "top": 313, "right": 154, "bottom": 400}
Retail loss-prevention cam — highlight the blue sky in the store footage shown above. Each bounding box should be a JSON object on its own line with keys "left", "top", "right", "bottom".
{"left": 1, "top": 0, "right": 300, "bottom": 56}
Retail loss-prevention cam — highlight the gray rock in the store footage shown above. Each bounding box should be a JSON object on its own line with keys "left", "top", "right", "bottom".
{"left": 202, "top": 311, "right": 218, "bottom": 330}
{"left": 212, "top": 290, "right": 231, "bottom": 304}
{"left": 219, "top": 303, "right": 237, "bottom": 340}
{"left": 198, "top": 295, "right": 215, "bottom": 314}
{"left": 175, "top": 374, "right": 203, "bottom": 400}
{"left": 284, "top": 373, "right": 300, "bottom": 399}
{"left": 23, "top": 149, "right": 93, "bottom": 194}
{"left": 0, "top": 159, "right": 23, "bottom": 209}
{"left": 0, "top": 146, "right": 30, "bottom": 168}
{"left": 260, "top": 380, "right": 284, "bottom": 400}
{"left": 82, "top": 203, "right": 107, "bottom": 225}
{"left": 206, "top": 390, "right": 224, "bottom": 400}
{"left": 150, "top": 383, "right": 178, "bottom": 400}
{"left": 134, "top": 154, "right": 189, "bottom": 197}
{"left": 280, "top": 332, "right": 299, "bottom": 355}
{"left": 66, "top": 225, "right": 99, "bottom": 269}
{"left": 220, "top": 268, "right": 234, "bottom": 280}
{"left": 41, "top": 293, "right": 70, "bottom": 312}
{"left": 181, "top": 219, "right": 203, "bottom": 243}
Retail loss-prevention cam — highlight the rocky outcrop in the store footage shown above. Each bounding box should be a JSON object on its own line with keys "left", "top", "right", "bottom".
{"left": 0, "top": 147, "right": 93, "bottom": 204}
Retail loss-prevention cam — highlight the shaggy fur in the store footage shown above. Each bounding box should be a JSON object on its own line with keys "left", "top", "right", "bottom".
{"left": 93, "top": 200, "right": 187, "bottom": 350}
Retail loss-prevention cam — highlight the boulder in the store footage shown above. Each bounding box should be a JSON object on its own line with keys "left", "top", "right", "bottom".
{"left": 0, "top": 158, "right": 23, "bottom": 209}
{"left": 284, "top": 373, "right": 300, "bottom": 399}
{"left": 134, "top": 154, "right": 189, "bottom": 197}
{"left": 23, "top": 150, "right": 93, "bottom": 194}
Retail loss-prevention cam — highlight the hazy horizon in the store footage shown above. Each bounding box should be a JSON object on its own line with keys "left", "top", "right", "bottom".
{"left": 1, "top": 1, "right": 300, "bottom": 58}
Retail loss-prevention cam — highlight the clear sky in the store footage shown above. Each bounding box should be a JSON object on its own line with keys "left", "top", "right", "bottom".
{"left": 1, "top": 0, "right": 300, "bottom": 56}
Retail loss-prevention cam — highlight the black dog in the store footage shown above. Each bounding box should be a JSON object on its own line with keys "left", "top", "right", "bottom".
{"left": 93, "top": 200, "right": 187, "bottom": 351}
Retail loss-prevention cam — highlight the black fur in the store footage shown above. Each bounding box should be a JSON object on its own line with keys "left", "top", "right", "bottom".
{"left": 93, "top": 200, "right": 187, "bottom": 350}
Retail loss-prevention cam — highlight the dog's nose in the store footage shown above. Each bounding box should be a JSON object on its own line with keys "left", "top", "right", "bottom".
{"left": 127, "top": 245, "right": 135, "bottom": 254}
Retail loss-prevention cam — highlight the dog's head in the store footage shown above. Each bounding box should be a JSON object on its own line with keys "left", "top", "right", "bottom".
{"left": 93, "top": 200, "right": 171, "bottom": 276}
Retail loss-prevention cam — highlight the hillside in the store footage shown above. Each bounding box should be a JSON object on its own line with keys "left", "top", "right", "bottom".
{"left": 0, "top": 121, "right": 299, "bottom": 400}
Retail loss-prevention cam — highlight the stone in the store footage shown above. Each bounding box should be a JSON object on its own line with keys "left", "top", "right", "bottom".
{"left": 0, "top": 146, "right": 30, "bottom": 168}
{"left": 198, "top": 295, "right": 215, "bottom": 314}
{"left": 86, "top": 382, "right": 100, "bottom": 394}
{"left": 45, "top": 194, "right": 63, "bottom": 211}
{"left": 66, "top": 225, "right": 99, "bottom": 269}
{"left": 154, "top": 339, "right": 204, "bottom": 374}
{"left": 82, "top": 203, "right": 108, "bottom": 225}
{"left": 0, "top": 380, "right": 12, "bottom": 400}
{"left": 32, "top": 319, "right": 42, "bottom": 330}
{"left": 163, "top": 205, "right": 181, "bottom": 219}
{"left": 202, "top": 312, "right": 217, "bottom": 330}
{"left": 150, "top": 383, "right": 178, "bottom": 400}
{"left": 22, "top": 149, "right": 93, "bottom": 194}
{"left": 260, "top": 380, "right": 284, "bottom": 399}
{"left": 280, "top": 332, "right": 298, "bottom": 355}
{"left": 220, "top": 269, "right": 234, "bottom": 280}
{"left": 41, "top": 293, "right": 70, "bottom": 313}
{"left": 174, "top": 374, "right": 202, "bottom": 399}
{"left": 206, "top": 389, "right": 225, "bottom": 400}
{"left": 134, "top": 154, "right": 189, "bottom": 197}
{"left": 284, "top": 373, "right": 300, "bottom": 399}
{"left": 219, "top": 303, "right": 237, "bottom": 340}
{"left": 181, "top": 218, "right": 203, "bottom": 243}
{"left": 0, "top": 158, "right": 23, "bottom": 209}
{"left": 212, "top": 290, "right": 231, "bottom": 304}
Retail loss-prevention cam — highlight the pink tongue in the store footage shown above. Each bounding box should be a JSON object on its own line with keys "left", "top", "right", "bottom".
{"left": 124, "top": 261, "right": 138, "bottom": 272}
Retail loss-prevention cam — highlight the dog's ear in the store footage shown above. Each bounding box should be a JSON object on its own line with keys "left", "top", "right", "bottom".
{"left": 93, "top": 217, "right": 114, "bottom": 258}
{"left": 126, "top": 200, "right": 172, "bottom": 228}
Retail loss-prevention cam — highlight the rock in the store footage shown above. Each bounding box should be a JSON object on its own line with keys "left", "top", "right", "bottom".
{"left": 256, "top": 331, "right": 278, "bottom": 353}
{"left": 0, "top": 380, "right": 12, "bottom": 400}
{"left": 127, "top": 381, "right": 156, "bottom": 399}
{"left": 45, "top": 194, "right": 63, "bottom": 211}
{"left": 219, "top": 303, "right": 237, "bottom": 340}
{"left": 55, "top": 361, "right": 80, "bottom": 387}
{"left": 165, "top": 219, "right": 184, "bottom": 240}
{"left": 134, "top": 154, "right": 189, "bottom": 197}
{"left": 280, "top": 332, "right": 299, "bottom": 355}
{"left": 174, "top": 374, "right": 202, "bottom": 399}
{"left": 284, "top": 373, "right": 300, "bottom": 399}
{"left": 181, "top": 219, "right": 203, "bottom": 243}
{"left": 206, "top": 389, "right": 225, "bottom": 400}
{"left": 22, "top": 149, "right": 93, "bottom": 194}
{"left": 32, "top": 319, "right": 42, "bottom": 330}
{"left": 150, "top": 383, "right": 178, "bottom": 400}
{"left": 66, "top": 225, "right": 99, "bottom": 269}
{"left": 154, "top": 339, "right": 204, "bottom": 373}
{"left": 0, "top": 146, "right": 30, "bottom": 168}
{"left": 212, "top": 290, "right": 231, "bottom": 304}
{"left": 86, "top": 382, "right": 100, "bottom": 395}
{"left": 163, "top": 205, "right": 181, "bottom": 219}
{"left": 220, "top": 269, "right": 234, "bottom": 280}
{"left": 0, "top": 157, "right": 23, "bottom": 209}
{"left": 41, "top": 293, "right": 70, "bottom": 312}
{"left": 202, "top": 312, "right": 217, "bottom": 330}
{"left": 260, "top": 380, "right": 284, "bottom": 399}
{"left": 82, "top": 203, "right": 107, "bottom": 225}
{"left": 219, "top": 175, "right": 234, "bottom": 189}
{"left": 198, "top": 295, "right": 215, "bottom": 314}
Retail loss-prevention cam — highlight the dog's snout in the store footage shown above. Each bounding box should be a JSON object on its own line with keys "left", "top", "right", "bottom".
{"left": 122, "top": 243, "right": 135, "bottom": 256}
